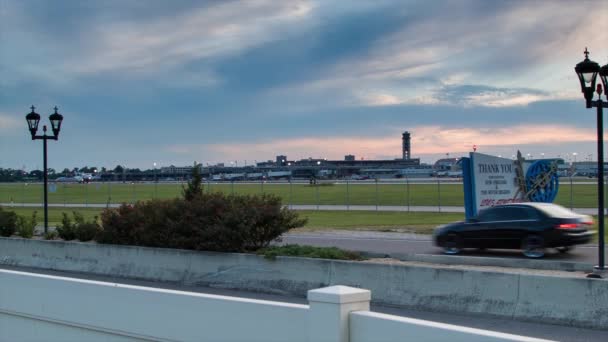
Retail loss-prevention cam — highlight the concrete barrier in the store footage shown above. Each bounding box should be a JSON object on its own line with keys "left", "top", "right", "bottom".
{"left": 1, "top": 237, "right": 607, "bottom": 329}
{"left": 1, "top": 271, "right": 553, "bottom": 342}
{"left": 385, "top": 252, "right": 594, "bottom": 273}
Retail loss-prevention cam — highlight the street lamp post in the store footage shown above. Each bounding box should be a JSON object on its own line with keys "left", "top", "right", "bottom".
{"left": 25, "top": 106, "right": 64, "bottom": 234}
{"left": 153, "top": 162, "right": 158, "bottom": 198}
{"left": 575, "top": 48, "right": 608, "bottom": 277}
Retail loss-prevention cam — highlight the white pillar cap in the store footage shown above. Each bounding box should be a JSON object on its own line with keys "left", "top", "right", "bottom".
{"left": 307, "top": 285, "right": 371, "bottom": 304}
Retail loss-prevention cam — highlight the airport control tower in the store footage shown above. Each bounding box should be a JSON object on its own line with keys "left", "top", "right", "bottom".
{"left": 402, "top": 131, "right": 411, "bottom": 160}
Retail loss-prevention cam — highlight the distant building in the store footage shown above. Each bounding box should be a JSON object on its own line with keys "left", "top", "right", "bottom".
{"left": 402, "top": 132, "right": 411, "bottom": 160}
{"left": 154, "top": 131, "right": 429, "bottom": 180}
{"left": 276, "top": 155, "right": 287, "bottom": 166}
{"left": 433, "top": 158, "right": 459, "bottom": 171}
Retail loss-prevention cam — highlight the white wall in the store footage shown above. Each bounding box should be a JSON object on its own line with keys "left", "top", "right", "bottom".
{"left": 0, "top": 269, "right": 555, "bottom": 342}
{"left": 0, "top": 269, "right": 308, "bottom": 342}
{"left": 350, "top": 312, "right": 553, "bottom": 342}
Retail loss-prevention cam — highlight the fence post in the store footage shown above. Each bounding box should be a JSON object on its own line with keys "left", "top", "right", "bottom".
{"left": 289, "top": 179, "right": 293, "bottom": 209}
{"left": 375, "top": 178, "right": 379, "bottom": 211}
{"left": 307, "top": 286, "right": 371, "bottom": 342}
{"left": 437, "top": 178, "right": 441, "bottom": 213}
{"left": 85, "top": 182, "right": 89, "bottom": 208}
{"left": 107, "top": 182, "right": 112, "bottom": 207}
{"left": 346, "top": 180, "right": 350, "bottom": 211}
{"left": 21, "top": 183, "right": 25, "bottom": 207}
{"left": 316, "top": 183, "right": 320, "bottom": 210}
{"left": 231, "top": 180, "right": 234, "bottom": 195}
{"left": 131, "top": 182, "right": 136, "bottom": 204}
{"left": 406, "top": 176, "right": 410, "bottom": 212}
{"left": 570, "top": 176, "right": 573, "bottom": 210}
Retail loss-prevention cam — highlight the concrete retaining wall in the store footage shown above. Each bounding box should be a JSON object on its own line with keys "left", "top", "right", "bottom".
{"left": 1, "top": 237, "right": 607, "bottom": 329}
{"left": 1, "top": 271, "right": 551, "bottom": 342}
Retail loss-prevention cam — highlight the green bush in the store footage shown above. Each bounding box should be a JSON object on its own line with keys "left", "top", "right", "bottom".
{"left": 58, "top": 212, "right": 101, "bottom": 241}
{"left": 257, "top": 244, "right": 363, "bottom": 260}
{"left": 98, "top": 193, "right": 307, "bottom": 252}
{"left": 57, "top": 212, "right": 77, "bottom": 240}
{"left": 0, "top": 207, "right": 18, "bottom": 237}
{"left": 44, "top": 230, "right": 58, "bottom": 240}
{"left": 16, "top": 211, "right": 37, "bottom": 238}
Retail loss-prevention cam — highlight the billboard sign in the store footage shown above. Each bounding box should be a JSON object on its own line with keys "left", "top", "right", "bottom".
{"left": 462, "top": 152, "right": 560, "bottom": 218}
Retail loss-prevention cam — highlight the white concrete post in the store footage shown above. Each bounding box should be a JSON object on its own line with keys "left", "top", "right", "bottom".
{"left": 307, "top": 285, "right": 371, "bottom": 342}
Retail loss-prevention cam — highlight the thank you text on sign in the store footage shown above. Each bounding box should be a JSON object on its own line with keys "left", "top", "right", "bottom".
{"left": 470, "top": 152, "right": 524, "bottom": 213}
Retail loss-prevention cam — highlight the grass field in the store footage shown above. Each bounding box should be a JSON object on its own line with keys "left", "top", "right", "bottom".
{"left": 2, "top": 207, "right": 599, "bottom": 242}
{"left": 0, "top": 207, "right": 465, "bottom": 234}
{"left": 0, "top": 181, "right": 603, "bottom": 208}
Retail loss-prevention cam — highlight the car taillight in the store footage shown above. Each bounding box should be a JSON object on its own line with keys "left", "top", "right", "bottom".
{"left": 582, "top": 220, "right": 593, "bottom": 226}
{"left": 556, "top": 223, "right": 579, "bottom": 229}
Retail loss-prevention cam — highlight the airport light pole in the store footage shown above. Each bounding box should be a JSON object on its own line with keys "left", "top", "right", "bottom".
{"left": 25, "top": 106, "right": 64, "bottom": 234}
{"left": 575, "top": 48, "right": 608, "bottom": 277}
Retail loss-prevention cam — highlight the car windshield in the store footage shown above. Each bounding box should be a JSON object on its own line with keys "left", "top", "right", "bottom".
{"left": 535, "top": 204, "right": 580, "bottom": 218}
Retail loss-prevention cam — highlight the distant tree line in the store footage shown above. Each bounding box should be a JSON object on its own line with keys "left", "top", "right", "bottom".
{"left": 0, "top": 165, "right": 159, "bottom": 182}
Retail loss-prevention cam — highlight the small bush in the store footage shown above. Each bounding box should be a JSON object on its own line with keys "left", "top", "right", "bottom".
{"left": 44, "top": 230, "right": 58, "bottom": 240}
{"left": 182, "top": 162, "right": 204, "bottom": 201}
{"left": 257, "top": 245, "right": 363, "bottom": 260}
{"left": 58, "top": 212, "right": 101, "bottom": 241}
{"left": 16, "top": 211, "right": 37, "bottom": 238}
{"left": 0, "top": 207, "right": 18, "bottom": 237}
{"left": 99, "top": 193, "right": 307, "bottom": 252}
{"left": 75, "top": 218, "right": 102, "bottom": 241}
{"left": 57, "top": 212, "right": 77, "bottom": 240}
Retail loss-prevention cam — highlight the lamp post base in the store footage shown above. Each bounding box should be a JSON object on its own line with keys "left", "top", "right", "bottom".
{"left": 586, "top": 266, "right": 608, "bottom": 279}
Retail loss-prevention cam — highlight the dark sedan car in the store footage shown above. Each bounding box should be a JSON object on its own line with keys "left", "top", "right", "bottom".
{"left": 434, "top": 203, "right": 594, "bottom": 258}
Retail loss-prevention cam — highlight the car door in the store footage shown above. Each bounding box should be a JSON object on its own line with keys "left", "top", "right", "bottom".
{"left": 468, "top": 207, "right": 519, "bottom": 249}
{"left": 460, "top": 207, "right": 502, "bottom": 248}
{"left": 490, "top": 207, "right": 530, "bottom": 249}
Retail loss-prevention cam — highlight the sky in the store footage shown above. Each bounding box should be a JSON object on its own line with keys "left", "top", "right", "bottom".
{"left": 1, "top": 0, "right": 608, "bottom": 171}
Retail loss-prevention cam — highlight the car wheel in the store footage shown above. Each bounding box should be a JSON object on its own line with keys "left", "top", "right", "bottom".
{"left": 556, "top": 246, "right": 573, "bottom": 253}
{"left": 443, "top": 233, "right": 462, "bottom": 255}
{"left": 522, "top": 235, "right": 545, "bottom": 258}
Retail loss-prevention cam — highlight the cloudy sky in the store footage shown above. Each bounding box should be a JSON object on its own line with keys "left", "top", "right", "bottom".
{"left": 1, "top": 0, "right": 607, "bottom": 171}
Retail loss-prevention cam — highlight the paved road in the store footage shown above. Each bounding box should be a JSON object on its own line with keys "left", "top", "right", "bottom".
{"left": 2, "top": 265, "right": 606, "bottom": 342}
{"left": 282, "top": 230, "right": 606, "bottom": 265}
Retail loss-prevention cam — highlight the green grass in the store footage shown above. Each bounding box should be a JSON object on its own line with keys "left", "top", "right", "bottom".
{"left": 0, "top": 206, "right": 462, "bottom": 234}
{"left": 296, "top": 210, "right": 464, "bottom": 234}
{"left": 2, "top": 207, "right": 103, "bottom": 226}
{"left": 257, "top": 245, "right": 363, "bottom": 260}
{"left": 0, "top": 181, "right": 603, "bottom": 208}
{"left": 1, "top": 206, "right": 599, "bottom": 243}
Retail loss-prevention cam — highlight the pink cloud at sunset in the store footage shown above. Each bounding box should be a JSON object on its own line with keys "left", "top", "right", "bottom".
{"left": 185, "top": 124, "right": 597, "bottom": 163}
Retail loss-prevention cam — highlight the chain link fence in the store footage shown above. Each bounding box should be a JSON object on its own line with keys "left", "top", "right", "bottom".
{"left": 0, "top": 177, "right": 604, "bottom": 212}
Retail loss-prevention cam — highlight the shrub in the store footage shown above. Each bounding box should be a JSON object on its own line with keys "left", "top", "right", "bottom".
{"left": 257, "top": 245, "right": 363, "bottom": 260}
{"left": 57, "top": 212, "right": 77, "bottom": 240}
{"left": 75, "top": 221, "right": 102, "bottom": 241}
{"left": 99, "top": 193, "right": 307, "bottom": 252}
{"left": 58, "top": 212, "right": 101, "bottom": 241}
{"left": 16, "top": 211, "right": 37, "bottom": 238}
{"left": 44, "top": 230, "right": 58, "bottom": 240}
{"left": 182, "top": 162, "right": 204, "bottom": 201}
{"left": 0, "top": 207, "right": 18, "bottom": 237}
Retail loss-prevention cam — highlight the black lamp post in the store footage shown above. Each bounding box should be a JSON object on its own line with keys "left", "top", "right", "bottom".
{"left": 575, "top": 48, "right": 608, "bottom": 277}
{"left": 25, "top": 106, "right": 64, "bottom": 234}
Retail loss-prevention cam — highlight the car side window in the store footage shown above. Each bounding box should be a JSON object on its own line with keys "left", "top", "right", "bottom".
{"left": 522, "top": 207, "right": 541, "bottom": 220}
{"left": 503, "top": 207, "right": 528, "bottom": 220}
{"left": 478, "top": 207, "right": 532, "bottom": 221}
{"left": 478, "top": 208, "right": 500, "bottom": 221}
